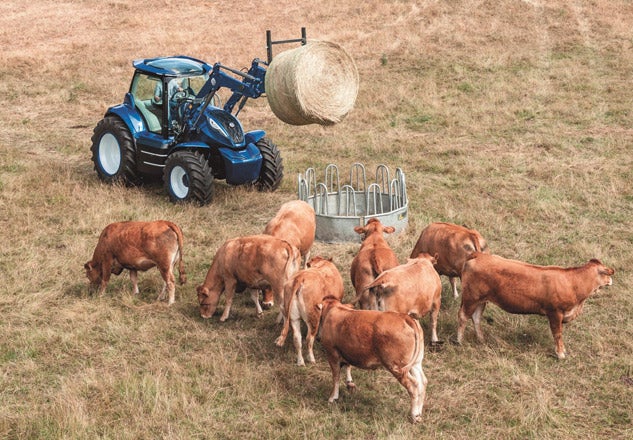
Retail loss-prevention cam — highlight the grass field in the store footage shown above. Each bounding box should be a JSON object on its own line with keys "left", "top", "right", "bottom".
{"left": 1, "top": 0, "right": 632, "bottom": 438}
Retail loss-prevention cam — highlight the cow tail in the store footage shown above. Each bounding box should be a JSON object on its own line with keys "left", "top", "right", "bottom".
{"left": 401, "top": 317, "right": 424, "bottom": 377}
{"left": 169, "top": 222, "right": 187, "bottom": 285}
{"left": 277, "top": 281, "right": 302, "bottom": 347}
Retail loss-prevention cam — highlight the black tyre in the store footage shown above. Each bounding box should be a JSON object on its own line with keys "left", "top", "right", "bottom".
{"left": 163, "top": 150, "right": 214, "bottom": 205}
{"left": 90, "top": 115, "right": 140, "bottom": 185}
{"left": 255, "top": 137, "right": 283, "bottom": 191}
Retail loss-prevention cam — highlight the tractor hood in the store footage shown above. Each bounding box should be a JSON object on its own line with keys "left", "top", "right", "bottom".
{"left": 199, "top": 108, "right": 245, "bottom": 148}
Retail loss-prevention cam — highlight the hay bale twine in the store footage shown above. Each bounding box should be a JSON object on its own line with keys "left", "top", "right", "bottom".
{"left": 265, "top": 40, "right": 359, "bottom": 126}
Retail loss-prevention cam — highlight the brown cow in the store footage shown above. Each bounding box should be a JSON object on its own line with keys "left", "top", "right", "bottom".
{"left": 410, "top": 222, "right": 489, "bottom": 298}
{"left": 196, "top": 234, "right": 301, "bottom": 321}
{"left": 84, "top": 220, "right": 186, "bottom": 305}
{"left": 261, "top": 200, "right": 316, "bottom": 308}
{"left": 275, "top": 256, "right": 344, "bottom": 366}
{"left": 364, "top": 253, "right": 442, "bottom": 345}
{"left": 317, "top": 298, "right": 428, "bottom": 423}
{"left": 457, "top": 253, "right": 615, "bottom": 359}
{"left": 350, "top": 218, "right": 399, "bottom": 309}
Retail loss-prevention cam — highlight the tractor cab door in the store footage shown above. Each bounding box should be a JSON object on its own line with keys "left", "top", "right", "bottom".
{"left": 130, "top": 72, "right": 167, "bottom": 135}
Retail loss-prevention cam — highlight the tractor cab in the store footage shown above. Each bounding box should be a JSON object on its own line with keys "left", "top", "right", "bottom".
{"left": 129, "top": 56, "right": 218, "bottom": 137}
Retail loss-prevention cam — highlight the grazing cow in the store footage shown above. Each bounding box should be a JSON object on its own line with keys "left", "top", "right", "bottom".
{"left": 84, "top": 220, "right": 186, "bottom": 305}
{"left": 410, "top": 222, "right": 488, "bottom": 298}
{"left": 364, "top": 253, "right": 442, "bottom": 345}
{"left": 317, "top": 298, "right": 428, "bottom": 424}
{"left": 275, "top": 256, "right": 344, "bottom": 366}
{"left": 456, "top": 253, "right": 615, "bottom": 359}
{"left": 350, "top": 218, "right": 399, "bottom": 309}
{"left": 196, "top": 234, "right": 301, "bottom": 321}
{"left": 261, "top": 200, "right": 316, "bottom": 308}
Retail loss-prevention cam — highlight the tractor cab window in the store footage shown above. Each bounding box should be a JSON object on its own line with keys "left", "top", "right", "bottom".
{"left": 130, "top": 73, "right": 163, "bottom": 134}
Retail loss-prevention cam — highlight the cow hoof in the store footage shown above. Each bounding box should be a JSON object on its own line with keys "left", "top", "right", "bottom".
{"left": 257, "top": 312, "right": 264, "bottom": 319}
{"left": 274, "top": 337, "right": 285, "bottom": 347}
{"left": 429, "top": 341, "right": 444, "bottom": 352}
{"left": 296, "top": 359, "right": 305, "bottom": 367}
{"left": 346, "top": 381, "right": 356, "bottom": 393}
{"left": 411, "top": 413, "right": 422, "bottom": 424}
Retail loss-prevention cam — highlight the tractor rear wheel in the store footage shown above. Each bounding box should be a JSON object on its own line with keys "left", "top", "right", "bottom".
{"left": 255, "top": 137, "right": 283, "bottom": 191}
{"left": 90, "top": 116, "right": 140, "bottom": 185}
{"left": 163, "top": 150, "right": 214, "bottom": 205}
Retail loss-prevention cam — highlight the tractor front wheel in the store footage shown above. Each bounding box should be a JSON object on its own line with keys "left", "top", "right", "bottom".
{"left": 163, "top": 150, "right": 214, "bottom": 205}
{"left": 255, "top": 137, "right": 283, "bottom": 192}
{"left": 90, "top": 116, "right": 140, "bottom": 185}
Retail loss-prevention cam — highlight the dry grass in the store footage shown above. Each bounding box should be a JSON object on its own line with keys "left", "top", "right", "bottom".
{"left": 1, "top": 0, "right": 633, "bottom": 438}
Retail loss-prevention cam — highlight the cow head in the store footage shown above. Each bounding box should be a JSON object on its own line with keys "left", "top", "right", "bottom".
{"left": 354, "top": 218, "right": 395, "bottom": 241}
{"left": 306, "top": 255, "right": 332, "bottom": 268}
{"left": 84, "top": 261, "right": 101, "bottom": 285}
{"left": 196, "top": 285, "right": 220, "bottom": 319}
{"left": 589, "top": 259, "right": 615, "bottom": 288}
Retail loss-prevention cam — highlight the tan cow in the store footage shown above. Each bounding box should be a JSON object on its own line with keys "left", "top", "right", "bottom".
{"left": 350, "top": 218, "right": 399, "bottom": 309}
{"left": 457, "top": 253, "right": 615, "bottom": 359}
{"left": 275, "top": 256, "right": 344, "bottom": 366}
{"left": 84, "top": 220, "right": 186, "bottom": 305}
{"left": 261, "top": 200, "right": 316, "bottom": 308}
{"left": 196, "top": 234, "right": 301, "bottom": 321}
{"left": 410, "top": 222, "right": 489, "bottom": 298}
{"left": 317, "top": 298, "right": 428, "bottom": 424}
{"left": 364, "top": 253, "right": 442, "bottom": 345}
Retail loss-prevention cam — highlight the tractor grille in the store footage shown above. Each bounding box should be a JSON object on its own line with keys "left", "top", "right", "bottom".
{"left": 209, "top": 110, "right": 244, "bottom": 144}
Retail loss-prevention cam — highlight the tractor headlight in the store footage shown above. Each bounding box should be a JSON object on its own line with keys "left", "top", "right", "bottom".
{"left": 207, "top": 117, "right": 228, "bottom": 136}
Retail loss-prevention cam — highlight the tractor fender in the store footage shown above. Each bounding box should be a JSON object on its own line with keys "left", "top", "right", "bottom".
{"left": 105, "top": 93, "right": 145, "bottom": 137}
{"left": 245, "top": 130, "right": 266, "bottom": 144}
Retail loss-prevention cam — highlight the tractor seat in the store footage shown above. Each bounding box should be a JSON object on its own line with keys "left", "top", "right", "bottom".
{"left": 135, "top": 100, "right": 161, "bottom": 133}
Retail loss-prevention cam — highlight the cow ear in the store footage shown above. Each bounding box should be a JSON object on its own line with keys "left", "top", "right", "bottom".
{"left": 196, "top": 285, "right": 208, "bottom": 296}
{"left": 385, "top": 226, "right": 396, "bottom": 234}
{"left": 84, "top": 261, "right": 92, "bottom": 271}
{"left": 315, "top": 303, "right": 323, "bottom": 312}
{"left": 353, "top": 226, "right": 365, "bottom": 235}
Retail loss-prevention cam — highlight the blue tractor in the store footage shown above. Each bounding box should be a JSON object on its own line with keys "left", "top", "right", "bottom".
{"left": 90, "top": 30, "right": 305, "bottom": 204}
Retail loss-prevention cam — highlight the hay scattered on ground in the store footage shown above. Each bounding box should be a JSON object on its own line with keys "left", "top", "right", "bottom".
{"left": 265, "top": 40, "right": 359, "bottom": 126}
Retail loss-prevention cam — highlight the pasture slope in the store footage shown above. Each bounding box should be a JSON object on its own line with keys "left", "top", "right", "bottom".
{"left": 0, "top": 1, "right": 632, "bottom": 439}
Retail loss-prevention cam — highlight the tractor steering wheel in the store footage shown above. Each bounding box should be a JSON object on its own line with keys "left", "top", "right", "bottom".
{"left": 171, "top": 90, "right": 188, "bottom": 102}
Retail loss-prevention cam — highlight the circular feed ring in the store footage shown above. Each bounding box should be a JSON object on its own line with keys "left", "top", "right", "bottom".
{"left": 298, "top": 163, "right": 408, "bottom": 243}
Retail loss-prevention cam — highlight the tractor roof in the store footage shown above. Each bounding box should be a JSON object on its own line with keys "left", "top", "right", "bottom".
{"left": 133, "top": 55, "right": 211, "bottom": 77}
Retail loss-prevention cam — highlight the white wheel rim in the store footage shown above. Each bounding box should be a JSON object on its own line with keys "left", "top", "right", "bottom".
{"left": 98, "top": 133, "right": 121, "bottom": 175}
{"left": 170, "top": 166, "right": 190, "bottom": 199}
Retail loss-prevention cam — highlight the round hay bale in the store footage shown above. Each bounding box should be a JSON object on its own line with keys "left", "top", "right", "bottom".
{"left": 265, "top": 40, "right": 359, "bottom": 126}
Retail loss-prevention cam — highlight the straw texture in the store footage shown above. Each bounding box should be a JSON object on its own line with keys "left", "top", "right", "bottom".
{"left": 265, "top": 40, "right": 359, "bottom": 126}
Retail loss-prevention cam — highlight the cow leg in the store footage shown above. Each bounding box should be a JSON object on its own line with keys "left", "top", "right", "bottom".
{"left": 219, "top": 279, "right": 237, "bottom": 322}
{"left": 261, "top": 287, "right": 274, "bottom": 309}
{"left": 471, "top": 303, "right": 487, "bottom": 342}
{"left": 327, "top": 357, "right": 342, "bottom": 402}
{"left": 457, "top": 301, "right": 484, "bottom": 343}
{"left": 450, "top": 276, "right": 459, "bottom": 298}
{"left": 291, "top": 316, "right": 305, "bottom": 366}
{"left": 429, "top": 298, "right": 441, "bottom": 344}
{"left": 98, "top": 262, "right": 112, "bottom": 296}
{"left": 395, "top": 365, "right": 423, "bottom": 424}
{"left": 407, "top": 362, "right": 428, "bottom": 423}
{"left": 250, "top": 289, "right": 264, "bottom": 318}
{"left": 157, "top": 266, "right": 176, "bottom": 305}
{"left": 306, "top": 311, "right": 321, "bottom": 364}
{"left": 547, "top": 312, "right": 566, "bottom": 359}
{"left": 344, "top": 364, "right": 356, "bottom": 394}
{"left": 129, "top": 270, "right": 140, "bottom": 295}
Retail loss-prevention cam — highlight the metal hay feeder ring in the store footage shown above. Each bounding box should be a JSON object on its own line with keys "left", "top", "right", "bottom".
{"left": 298, "top": 163, "right": 408, "bottom": 242}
